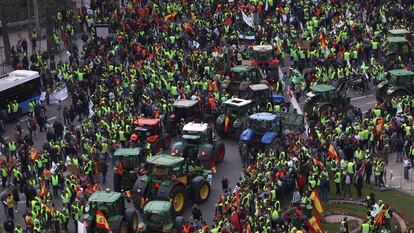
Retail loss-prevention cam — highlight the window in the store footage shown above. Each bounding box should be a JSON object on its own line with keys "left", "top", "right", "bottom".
{"left": 0, "top": 78, "right": 41, "bottom": 109}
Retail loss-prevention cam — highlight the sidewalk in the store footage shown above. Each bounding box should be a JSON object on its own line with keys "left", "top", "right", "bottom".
{"left": 385, "top": 152, "right": 414, "bottom": 195}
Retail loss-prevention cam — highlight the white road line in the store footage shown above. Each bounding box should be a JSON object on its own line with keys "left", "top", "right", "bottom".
{"left": 4, "top": 136, "right": 9, "bottom": 140}
{"left": 0, "top": 188, "right": 10, "bottom": 197}
{"left": 48, "top": 116, "right": 57, "bottom": 121}
{"left": 19, "top": 117, "right": 29, "bottom": 122}
{"left": 351, "top": 94, "right": 373, "bottom": 101}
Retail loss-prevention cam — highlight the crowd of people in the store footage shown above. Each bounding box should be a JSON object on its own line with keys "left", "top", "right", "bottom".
{"left": 1, "top": 0, "right": 414, "bottom": 232}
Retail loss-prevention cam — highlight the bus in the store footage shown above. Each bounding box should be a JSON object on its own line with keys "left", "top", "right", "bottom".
{"left": 0, "top": 70, "right": 42, "bottom": 121}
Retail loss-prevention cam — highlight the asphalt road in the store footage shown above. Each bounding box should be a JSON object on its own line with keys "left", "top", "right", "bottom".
{"left": 0, "top": 79, "right": 380, "bottom": 231}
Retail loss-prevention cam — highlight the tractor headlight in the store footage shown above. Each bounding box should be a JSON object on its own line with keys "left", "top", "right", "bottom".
{"left": 233, "top": 119, "right": 241, "bottom": 128}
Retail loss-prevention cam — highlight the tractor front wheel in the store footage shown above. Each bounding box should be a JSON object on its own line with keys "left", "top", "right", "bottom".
{"left": 111, "top": 218, "right": 128, "bottom": 233}
{"left": 113, "top": 175, "right": 121, "bottom": 192}
{"left": 170, "top": 185, "right": 187, "bottom": 215}
{"left": 214, "top": 143, "right": 225, "bottom": 164}
{"left": 151, "top": 139, "right": 162, "bottom": 154}
{"left": 192, "top": 177, "right": 211, "bottom": 204}
{"left": 163, "top": 134, "right": 172, "bottom": 150}
{"left": 125, "top": 209, "right": 139, "bottom": 232}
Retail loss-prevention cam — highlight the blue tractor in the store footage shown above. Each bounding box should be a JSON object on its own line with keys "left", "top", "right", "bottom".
{"left": 240, "top": 112, "right": 283, "bottom": 150}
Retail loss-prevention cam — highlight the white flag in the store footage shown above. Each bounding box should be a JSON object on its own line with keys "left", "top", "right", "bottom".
{"left": 265, "top": 0, "right": 269, "bottom": 11}
{"left": 241, "top": 11, "right": 254, "bottom": 28}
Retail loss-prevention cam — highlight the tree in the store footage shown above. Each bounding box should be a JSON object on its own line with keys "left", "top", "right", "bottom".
{"left": 0, "top": 0, "right": 11, "bottom": 64}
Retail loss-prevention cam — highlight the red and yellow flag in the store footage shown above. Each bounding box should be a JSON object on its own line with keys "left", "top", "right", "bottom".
{"left": 96, "top": 210, "right": 111, "bottom": 231}
{"left": 319, "top": 33, "right": 327, "bottom": 49}
{"left": 277, "top": 6, "right": 286, "bottom": 15}
{"left": 312, "top": 157, "right": 324, "bottom": 168}
{"left": 224, "top": 115, "right": 230, "bottom": 134}
{"left": 31, "top": 147, "right": 39, "bottom": 161}
{"left": 164, "top": 12, "right": 177, "bottom": 21}
{"left": 310, "top": 189, "right": 324, "bottom": 215}
{"left": 328, "top": 144, "right": 340, "bottom": 162}
{"left": 375, "top": 211, "right": 384, "bottom": 226}
{"left": 307, "top": 215, "right": 324, "bottom": 233}
{"left": 183, "top": 22, "right": 195, "bottom": 35}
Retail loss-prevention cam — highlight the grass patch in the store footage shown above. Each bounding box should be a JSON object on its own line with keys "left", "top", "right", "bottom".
{"left": 328, "top": 180, "right": 414, "bottom": 223}
{"left": 324, "top": 202, "right": 366, "bottom": 218}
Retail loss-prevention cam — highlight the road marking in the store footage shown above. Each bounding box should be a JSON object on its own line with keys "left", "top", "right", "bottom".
{"left": 351, "top": 94, "right": 373, "bottom": 101}
{"left": 48, "top": 116, "right": 57, "bottom": 121}
{"left": 4, "top": 136, "right": 9, "bottom": 140}
{"left": 19, "top": 117, "right": 29, "bottom": 122}
{"left": 0, "top": 188, "right": 10, "bottom": 197}
{"left": 366, "top": 101, "right": 377, "bottom": 105}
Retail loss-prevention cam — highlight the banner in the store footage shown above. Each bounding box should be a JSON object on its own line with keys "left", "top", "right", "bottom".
{"left": 50, "top": 85, "right": 68, "bottom": 104}
{"left": 241, "top": 11, "right": 254, "bottom": 28}
{"left": 238, "top": 34, "right": 255, "bottom": 40}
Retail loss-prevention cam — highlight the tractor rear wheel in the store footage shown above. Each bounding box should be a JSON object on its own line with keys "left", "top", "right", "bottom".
{"left": 113, "top": 175, "right": 121, "bottom": 192}
{"left": 131, "top": 192, "right": 145, "bottom": 211}
{"left": 214, "top": 143, "right": 225, "bottom": 164}
{"left": 111, "top": 218, "right": 128, "bottom": 233}
{"left": 125, "top": 209, "right": 139, "bottom": 232}
{"left": 192, "top": 177, "right": 211, "bottom": 204}
{"left": 163, "top": 134, "right": 172, "bottom": 150}
{"left": 170, "top": 185, "right": 186, "bottom": 215}
{"left": 151, "top": 139, "right": 162, "bottom": 154}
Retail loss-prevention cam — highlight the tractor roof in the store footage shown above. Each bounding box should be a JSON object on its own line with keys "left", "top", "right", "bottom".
{"left": 387, "top": 36, "right": 408, "bottom": 43}
{"left": 147, "top": 154, "right": 184, "bottom": 167}
{"left": 249, "top": 84, "right": 269, "bottom": 91}
{"left": 225, "top": 98, "right": 253, "bottom": 107}
{"left": 311, "top": 84, "right": 335, "bottom": 93}
{"left": 114, "top": 148, "right": 142, "bottom": 157}
{"left": 388, "top": 29, "right": 410, "bottom": 35}
{"left": 144, "top": 200, "right": 171, "bottom": 214}
{"left": 252, "top": 45, "right": 273, "bottom": 52}
{"left": 134, "top": 118, "right": 160, "bottom": 126}
{"left": 89, "top": 191, "right": 121, "bottom": 203}
{"left": 388, "top": 69, "right": 414, "bottom": 77}
{"left": 173, "top": 99, "right": 198, "bottom": 108}
{"left": 182, "top": 122, "right": 208, "bottom": 132}
{"left": 230, "top": 65, "right": 253, "bottom": 73}
{"left": 249, "top": 112, "right": 278, "bottom": 121}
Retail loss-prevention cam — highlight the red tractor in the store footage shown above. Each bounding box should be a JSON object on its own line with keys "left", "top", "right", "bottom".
{"left": 134, "top": 118, "right": 172, "bottom": 154}
{"left": 250, "top": 45, "right": 280, "bottom": 84}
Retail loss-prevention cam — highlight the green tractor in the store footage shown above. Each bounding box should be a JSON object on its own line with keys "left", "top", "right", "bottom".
{"left": 171, "top": 122, "right": 225, "bottom": 170}
{"left": 131, "top": 154, "right": 212, "bottom": 215}
{"left": 215, "top": 98, "right": 255, "bottom": 138}
{"left": 113, "top": 148, "right": 146, "bottom": 193}
{"left": 385, "top": 36, "right": 411, "bottom": 69}
{"left": 137, "top": 201, "right": 184, "bottom": 233}
{"left": 222, "top": 65, "right": 261, "bottom": 96}
{"left": 81, "top": 190, "right": 139, "bottom": 233}
{"left": 303, "top": 80, "right": 353, "bottom": 120}
{"left": 376, "top": 69, "right": 414, "bottom": 104}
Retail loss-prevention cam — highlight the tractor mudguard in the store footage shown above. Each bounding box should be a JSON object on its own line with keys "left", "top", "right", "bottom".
{"left": 240, "top": 128, "right": 254, "bottom": 141}
{"left": 156, "top": 185, "right": 173, "bottom": 200}
{"left": 132, "top": 179, "right": 147, "bottom": 195}
{"left": 171, "top": 142, "right": 184, "bottom": 156}
{"left": 197, "top": 144, "right": 214, "bottom": 161}
{"left": 386, "top": 86, "right": 407, "bottom": 96}
{"left": 261, "top": 132, "right": 278, "bottom": 144}
{"left": 147, "top": 135, "right": 160, "bottom": 143}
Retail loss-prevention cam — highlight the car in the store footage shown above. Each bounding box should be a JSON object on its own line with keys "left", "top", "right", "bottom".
{"left": 132, "top": 154, "right": 212, "bottom": 215}
{"left": 240, "top": 112, "right": 283, "bottom": 150}
{"left": 171, "top": 122, "right": 225, "bottom": 170}
{"left": 113, "top": 148, "right": 146, "bottom": 193}
{"left": 134, "top": 118, "right": 172, "bottom": 154}
{"left": 137, "top": 201, "right": 184, "bottom": 233}
{"left": 81, "top": 190, "right": 139, "bottom": 233}
{"left": 215, "top": 98, "right": 255, "bottom": 138}
{"left": 376, "top": 69, "right": 414, "bottom": 103}
{"left": 166, "top": 99, "right": 202, "bottom": 136}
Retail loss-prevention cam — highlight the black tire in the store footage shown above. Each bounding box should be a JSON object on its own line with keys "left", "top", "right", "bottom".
{"left": 131, "top": 192, "right": 145, "bottom": 211}
{"left": 281, "top": 105, "right": 288, "bottom": 112}
{"left": 113, "top": 174, "right": 121, "bottom": 192}
{"left": 214, "top": 142, "right": 225, "bottom": 164}
{"left": 388, "top": 90, "right": 408, "bottom": 103}
{"left": 162, "top": 134, "right": 172, "bottom": 150}
{"left": 169, "top": 185, "right": 187, "bottom": 215}
{"left": 125, "top": 209, "right": 139, "bottom": 232}
{"left": 151, "top": 139, "right": 162, "bottom": 154}
{"left": 111, "top": 218, "right": 128, "bottom": 233}
{"left": 191, "top": 176, "right": 211, "bottom": 204}
{"left": 319, "top": 105, "right": 332, "bottom": 116}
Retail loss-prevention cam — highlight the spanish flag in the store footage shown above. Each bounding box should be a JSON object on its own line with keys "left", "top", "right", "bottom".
{"left": 31, "top": 147, "right": 39, "bottom": 161}
{"left": 183, "top": 22, "right": 195, "bottom": 35}
{"left": 96, "top": 210, "right": 111, "bottom": 230}
{"left": 328, "top": 144, "right": 340, "bottom": 162}
{"left": 319, "top": 33, "right": 327, "bottom": 49}
{"left": 375, "top": 211, "right": 384, "bottom": 226}
{"left": 307, "top": 215, "right": 323, "bottom": 233}
{"left": 312, "top": 157, "right": 324, "bottom": 168}
{"left": 277, "top": 6, "right": 286, "bottom": 15}
{"left": 310, "top": 189, "right": 324, "bottom": 215}
{"left": 164, "top": 12, "right": 177, "bottom": 21}
{"left": 224, "top": 115, "right": 230, "bottom": 134}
